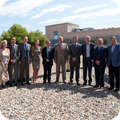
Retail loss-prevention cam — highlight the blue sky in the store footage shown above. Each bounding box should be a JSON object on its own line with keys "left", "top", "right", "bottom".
{"left": 0, "top": 0, "right": 120, "bottom": 35}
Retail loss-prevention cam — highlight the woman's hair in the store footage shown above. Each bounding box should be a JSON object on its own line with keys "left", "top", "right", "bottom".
{"left": 0, "top": 40, "right": 7, "bottom": 48}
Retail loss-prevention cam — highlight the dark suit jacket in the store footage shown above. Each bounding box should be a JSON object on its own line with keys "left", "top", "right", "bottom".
{"left": 18, "top": 43, "right": 32, "bottom": 63}
{"left": 82, "top": 43, "right": 95, "bottom": 62}
{"left": 42, "top": 47, "right": 54, "bottom": 66}
{"left": 107, "top": 43, "right": 120, "bottom": 67}
{"left": 69, "top": 43, "right": 82, "bottom": 63}
{"left": 7, "top": 44, "right": 19, "bottom": 62}
{"left": 92, "top": 45, "right": 107, "bottom": 68}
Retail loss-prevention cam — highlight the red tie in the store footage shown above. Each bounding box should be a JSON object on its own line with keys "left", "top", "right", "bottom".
{"left": 60, "top": 44, "right": 62, "bottom": 52}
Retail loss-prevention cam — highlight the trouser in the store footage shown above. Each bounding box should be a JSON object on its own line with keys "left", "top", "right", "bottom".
{"left": 70, "top": 61, "right": 80, "bottom": 83}
{"left": 43, "top": 63, "right": 52, "bottom": 83}
{"left": 83, "top": 57, "right": 92, "bottom": 84}
{"left": 109, "top": 63, "right": 120, "bottom": 90}
{"left": 8, "top": 62, "right": 18, "bottom": 85}
{"left": 20, "top": 58, "right": 29, "bottom": 83}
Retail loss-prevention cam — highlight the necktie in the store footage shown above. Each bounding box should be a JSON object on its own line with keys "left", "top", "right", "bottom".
{"left": 60, "top": 44, "right": 62, "bottom": 52}
{"left": 25, "top": 44, "right": 27, "bottom": 57}
{"left": 47, "top": 48, "right": 49, "bottom": 58}
{"left": 74, "top": 44, "right": 76, "bottom": 48}
{"left": 98, "top": 47, "right": 100, "bottom": 52}
{"left": 12, "top": 45, "right": 15, "bottom": 57}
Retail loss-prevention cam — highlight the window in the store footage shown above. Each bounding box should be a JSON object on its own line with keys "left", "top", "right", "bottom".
{"left": 54, "top": 31, "right": 58, "bottom": 39}
{"left": 103, "top": 39, "right": 107, "bottom": 45}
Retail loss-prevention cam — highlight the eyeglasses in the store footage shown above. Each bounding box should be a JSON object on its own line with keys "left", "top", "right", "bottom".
{"left": 12, "top": 39, "right": 16, "bottom": 40}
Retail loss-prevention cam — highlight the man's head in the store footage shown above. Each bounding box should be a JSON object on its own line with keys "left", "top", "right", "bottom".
{"left": 73, "top": 36, "right": 78, "bottom": 43}
{"left": 98, "top": 38, "right": 103, "bottom": 46}
{"left": 23, "top": 36, "right": 28, "bottom": 44}
{"left": 46, "top": 40, "right": 51, "bottom": 47}
{"left": 110, "top": 36, "right": 117, "bottom": 46}
{"left": 11, "top": 37, "right": 16, "bottom": 45}
{"left": 58, "top": 36, "right": 63, "bottom": 44}
{"left": 85, "top": 35, "right": 91, "bottom": 45}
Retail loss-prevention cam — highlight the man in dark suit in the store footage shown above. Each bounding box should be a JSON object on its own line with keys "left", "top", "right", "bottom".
{"left": 82, "top": 35, "right": 95, "bottom": 86}
{"left": 92, "top": 38, "right": 107, "bottom": 89}
{"left": 69, "top": 36, "right": 82, "bottom": 85}
{"left": 42, "top": 40, "right": 54, "bottom": 84}
{"left": 106, "top": 36, "right": 120, "bottom": 92}
{"left": 18, "top": 36, "right": 32, "bottom": 85}
{"left": 8, "top": 37, "right": 20, "bottom": 87}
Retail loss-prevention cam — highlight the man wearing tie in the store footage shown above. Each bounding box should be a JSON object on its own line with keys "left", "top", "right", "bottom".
{"left": 69, "top": 36, "right": 82, "bottom": 85}
{"left": 107, "top": 36, "right": 120, "bottom": 92}
{"left": 18, "top": 36, "right": 32, "bottom": 85}
{"left": 42, "top": 40, "right": 54, "bottom": 84}
{"left": 92, "top": 38, "right": 107, "bottom": 89}
{"left": 54, "top": 36, "right": 68, "bottom": 83}
{"left": 82, "top": 35, "right": 95, "bottom": 86}
{"left": 8, "top": 37, "right": 20, "bottom": 86}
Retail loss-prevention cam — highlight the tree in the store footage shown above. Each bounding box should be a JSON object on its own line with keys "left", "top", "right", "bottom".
{"left": 1, "top": 24, "right": 47, "bottom": 47}
{"left": 0, "top": 36, "right": 3, "bottom": 43}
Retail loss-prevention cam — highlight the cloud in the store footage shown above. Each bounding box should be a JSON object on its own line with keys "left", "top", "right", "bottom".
{"left": 38, "top": 19, "right": 57, "bottom": 24}
{"left": 0, "top": 0, "right": 54, "bottom": 16}
{"left": 73, "top": 4, "right": 109, "bottom": 13}
{"left": 0, "top": 0, "right": 7, "bottom": 7}
{"left": 113, "top": 0, "right": 120, "bottom": 7}
{"left": 31, "top": 4, "right": 71, "bottom": 19}
{"left": 22, "top": 25, "right": 31, "bottom": 28}
{"left": 59, "top": 8, "right": 120, "bottom": 21}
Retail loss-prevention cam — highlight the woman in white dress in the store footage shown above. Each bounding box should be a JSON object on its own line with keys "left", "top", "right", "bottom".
{"left": 0, "top": 40, "right": 10, "bottom": 89}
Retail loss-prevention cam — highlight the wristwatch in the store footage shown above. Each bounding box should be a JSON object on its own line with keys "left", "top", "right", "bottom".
{"left": 0, "top": 60, "right": 1, "bottom": 62}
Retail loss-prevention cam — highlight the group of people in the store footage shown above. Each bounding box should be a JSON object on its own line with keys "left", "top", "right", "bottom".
{"left": 0, "top": 35, "right": 119, "bottom": 92}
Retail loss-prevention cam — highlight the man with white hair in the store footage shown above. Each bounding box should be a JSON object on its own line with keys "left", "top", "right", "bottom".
{"left": 54, "top": 36, "right": 68, "bottom": 83}
{"left": 82, "top": 35, "right": 95, "bottom": 86}
{"left": 92, "top": 38, "right": 107, "bottom": 89}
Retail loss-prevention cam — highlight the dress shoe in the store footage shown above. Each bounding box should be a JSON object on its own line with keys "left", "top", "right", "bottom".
{"left": 48, "top": 81, "right": 51, "bottom": 84}
{"left": 14, "top": 84, "right": 20, "bottom": 87}
{"left": 9, "top": 84, "right": 13, "bottom": 87}
{"left": 27, "top": 82, "right": 31, "bottom": 85}
{"left": 93, "top": 85, "right": 99, "bottom": 88}
{"left": 82, "top": 82, "right": 87, "bottom": 86}
{"left": 108, "top": 87, "right": 114, "bottom": 90}
{"left": 77, "top": 82, "right": 80, "bottom": 85}
{"left": 55, "top": 80, "right": 59, "bottom": 83}
{"left": 114, "top": 89, "right": 119, "bottom": 92}
{"left": 21, "top": 83, "right": 24, "bottom": 86}
{"left": 69, "top": 81, "right": 73, "bottom": 84}
{"left": 43, "top": 82, "right": 46, "bottom": 84}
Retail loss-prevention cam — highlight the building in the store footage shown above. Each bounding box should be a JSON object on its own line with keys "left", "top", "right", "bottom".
{"left": 45, "top": 22, "right": 120, "bottom": 47}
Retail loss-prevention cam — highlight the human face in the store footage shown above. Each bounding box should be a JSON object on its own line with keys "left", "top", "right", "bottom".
{"left": 23, "top": 37, "right": 28, "bottom": 44}
{"left": 35, "top": 40, "right": 39, "bottom": 46}
{"left": 2, "top": 42, "right": 7, "bottom": 49}
{"left": 11, "top": 37, "right": 16, "bottom": 45}
{"left": 59, "top": 37, "right": 63, "bottom": 44}
{"left": 85, "top": 37, "right": 90, "bottom": 45}
{"left": 46, "top": 41, "right": 51, "bottom": 47}
{"left": 73, "top": 37, "right": 78, "bottom": 44}
{"left": 111, "top": 38, "right": 117, "bottom": 46}
{"left": 98, "top": 39, "right": 103, "bottom": 46}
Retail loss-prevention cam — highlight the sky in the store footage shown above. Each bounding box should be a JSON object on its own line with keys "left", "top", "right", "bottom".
{"left": 0, "top": 0, "right": 120, "bottom": 36}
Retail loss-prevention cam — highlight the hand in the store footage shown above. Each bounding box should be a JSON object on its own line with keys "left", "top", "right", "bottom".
{"left": 106, "top": 64, "right": 108, "bottom": 67}
{"left": 19, "top": 61, "right": 21, "bottom": 64}
{"left": 95, "top": 60, "right": 100, "bottom": 65}
{"left": 2, "top": 64, "right": 5, "bottom": 68}
{"left": 46, "top": 59, "right": 49, "bottom": 62}
{"left": 54, "top": 60, "right": 56, "bottom": 63}
{"left": 5, "top": 64, "right": 8, "bottom": 68}
{"left": 12, "top": 59, "right": 16, "bottom": 63}
{"left": 66, "top": 60, "right": 68, "bottom": 63}
{"left": 29, "top": 61, "right": 32, "bottom": 64}
{"left": 72, "top": 58, "right": 77, "bottom": 61}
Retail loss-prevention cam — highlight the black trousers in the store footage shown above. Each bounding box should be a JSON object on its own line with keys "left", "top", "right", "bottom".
{"left": 83, "top": 57, "right": 92, "bottom": 84}
{"left": 43, "top": 63, "right": 52, "bottom": 83}
{"left": 95, "top": 65, "right": 105, "bottom": 87}
{"left": 109, "top": 63, "right": 120, "bottom": 90}
{"left": 70, "top": 61, "right": 80, "bottom": 83}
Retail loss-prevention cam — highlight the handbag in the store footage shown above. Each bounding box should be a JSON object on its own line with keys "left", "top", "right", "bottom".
{"left": 1, "top": 71, "right": 9, "bottom": 82}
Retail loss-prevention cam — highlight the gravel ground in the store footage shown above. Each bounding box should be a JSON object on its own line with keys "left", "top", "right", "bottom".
{"left": 0, "top": 68, "right": 120, "bottom": 120}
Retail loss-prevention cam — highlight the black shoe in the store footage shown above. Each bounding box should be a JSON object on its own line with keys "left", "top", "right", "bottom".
{"left": 77, "top": 82, "right": 80, "bottom": 85}
{"left": 55, "top": 80, "right": 59, "bottom": 83}
{"left": 27, "top": 82, "right": 31, "bottom": 85}
{"left": 69, "top": 81, "right": 73, "bottom": 84}
{"left": 48, "top": 81, "right": 51, "bottom": 84}
{"left": 9, "top": 84, "right": 13, "bottom": 87}
{"left": 93, "top": 85, "right": 99, "bottom": 88}
{"left": 108, "top": 87, "right": 114, "bottom": 90}
{"left": 114, "top": 89, "right": 119, "bottom": 92}
{"left": 14, "top": 84, "right": 20, "bottom": 87}
{"left": 82, "top": 82, "right": 86, "bottom": 86}
{"left": 43, "top": 82, "right": 46, "bottom": 84}
{"left": 21, "top": 83, "right": 24, "bottom": 86}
